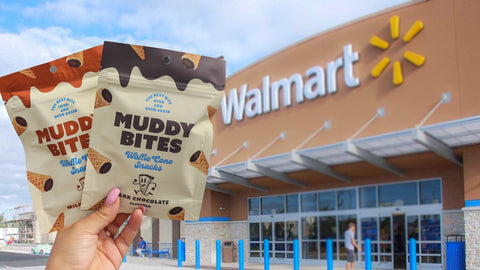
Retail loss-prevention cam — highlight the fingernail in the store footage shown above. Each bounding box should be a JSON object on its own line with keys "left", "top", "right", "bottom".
{"left": 139, "top": 205, "right": 146, "bottom": 214}
{"left": 106, "top": 187, "right": 120, "bottom": 205}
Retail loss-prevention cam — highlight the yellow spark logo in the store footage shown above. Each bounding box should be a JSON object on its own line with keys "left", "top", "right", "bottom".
{"left": 370, "top": 16, "right": 425, "bottom": 85}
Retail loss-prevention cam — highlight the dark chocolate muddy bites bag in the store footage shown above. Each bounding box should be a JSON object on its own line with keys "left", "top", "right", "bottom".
{"left": 0, "top": 46, "right": 103, "bottom": 233}
{"left": 81, "top": 42, "right": 225, "bottom": 221}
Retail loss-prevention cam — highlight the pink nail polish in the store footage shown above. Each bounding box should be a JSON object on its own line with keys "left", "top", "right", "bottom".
{"left": 139, "top": 205, "right": 146, "bottom": 214}
{"left": 106, "top": 187, "right": 120, "bottom": 205}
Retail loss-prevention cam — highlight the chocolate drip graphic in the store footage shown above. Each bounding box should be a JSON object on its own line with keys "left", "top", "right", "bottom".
{"left": 100, "top": 42, "right": 225, "bottom": 91}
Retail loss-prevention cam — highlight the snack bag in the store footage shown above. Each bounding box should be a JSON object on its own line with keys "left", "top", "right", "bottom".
{"left": 0, "top": 46, "right": 103, "bottom": 233}
{"left": 81, "top": 42, "right": 225, "bottom": 221}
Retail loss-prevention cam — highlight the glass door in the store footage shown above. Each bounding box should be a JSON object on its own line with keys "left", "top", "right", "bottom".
{"left": 272, "top": 220, "right": 298, "bottom": 263}
{"left": 392, "top": 213, "right": 406, "bottom": 269}
{"left": 378, "top": 215, "right": 394, "bottom": 269}
{"left": 251, "top": 219, "right": 299, "bottom": 264}
{"left": 359, "top": 216, "right": 379, "bottom": 264}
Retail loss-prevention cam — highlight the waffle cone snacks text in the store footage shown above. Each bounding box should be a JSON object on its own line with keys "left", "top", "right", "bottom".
{"left": 0, "top": 46, "right": 103, "bottom": 233}
{"left": 81, "top": 42, "right": 225, "bottom": 221}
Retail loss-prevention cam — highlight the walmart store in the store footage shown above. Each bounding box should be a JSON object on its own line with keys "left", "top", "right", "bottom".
{"left": 176, "top": 0, "right": 480, "bottom": 269}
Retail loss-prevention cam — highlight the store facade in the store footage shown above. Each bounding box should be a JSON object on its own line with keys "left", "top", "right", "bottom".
{"left": 184, "top": 0, "right": 480, "bottom": 269}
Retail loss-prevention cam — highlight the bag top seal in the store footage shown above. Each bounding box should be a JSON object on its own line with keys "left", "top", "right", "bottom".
{"left": 101, "top": 41, "right": 225, "bottom": 91}
{"left": 0, "top": 45, "right": 103, "bottom": 108}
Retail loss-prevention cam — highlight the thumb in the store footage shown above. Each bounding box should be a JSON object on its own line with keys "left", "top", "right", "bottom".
{"left": 79, "top": 187, "right": 120, "bottom": 234}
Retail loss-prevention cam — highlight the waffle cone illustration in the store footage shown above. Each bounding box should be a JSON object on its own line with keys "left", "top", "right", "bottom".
{"left": 27, "top": 171, "right": 54, "bottom": 192}
{"left": 94, "top": 88, "right": 112, "bottom": 108}
{"left": 88, "top": 197, "right": 106, "bottom": 211}
{"left": 12, "top": 116, "right": 28, "bottom": 136}
{"left": 88, "top": 148, "right": 112, "bottom": 174}
{"left": 49, "top": 212, "right": 65, "bottom": 233}
{"left": 207, "top": 106, "right": 216, "bottom": 124}
{"left": 66, "top": 51, "right": 84, "bottom": 68}
{"left": 167, "top": 207, "right": 185, "bottom": 221}
{"left": 181, "top": 53, "right": 201, "bottom": 70}
{"left": 130, "top": 45, "right": 146, "bottom": 60}
{"left": 189, "top": 150, "right": 209, "bottom": 175}
{"left": 19, "top": 69, "right": 36, "bottom": 79}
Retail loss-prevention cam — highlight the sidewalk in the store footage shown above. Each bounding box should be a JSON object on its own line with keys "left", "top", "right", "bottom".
{"left": 1, "top": 244, "right": 349, "bottom": 270}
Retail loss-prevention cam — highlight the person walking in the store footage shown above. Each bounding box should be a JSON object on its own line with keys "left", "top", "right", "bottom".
{"left": 345, "top": 222, "right": 361, "bottom": 270}
{"left": 137, "top": 237, "right": 147, "bottom": 257}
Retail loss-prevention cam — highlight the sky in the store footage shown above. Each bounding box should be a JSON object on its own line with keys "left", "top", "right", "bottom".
{"left": 0, "top": 0, "right": 412, "bottom": 214}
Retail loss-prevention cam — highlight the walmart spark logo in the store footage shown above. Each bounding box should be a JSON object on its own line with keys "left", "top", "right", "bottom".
{"left": 370, "top": 16, "right": 425, "bottom": 85}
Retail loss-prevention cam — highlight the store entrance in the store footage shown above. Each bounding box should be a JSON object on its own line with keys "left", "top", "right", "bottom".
{"left": 393, "top": 213, "right": 406, "bottom": 269}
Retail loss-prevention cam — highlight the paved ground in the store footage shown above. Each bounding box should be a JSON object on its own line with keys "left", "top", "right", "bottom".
{"left": 0, "top": 251, "right": 49, "bottom": 269}
{"left": 0, "top": 244, "right": 351, "bottom": 270}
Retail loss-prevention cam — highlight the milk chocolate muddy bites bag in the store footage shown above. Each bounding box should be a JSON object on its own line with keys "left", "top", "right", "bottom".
{"left": 0, "top": 46, "right": 103, "bottom": 233}
{"left": 81, "top": 42, "right": 225, "bottom": 221}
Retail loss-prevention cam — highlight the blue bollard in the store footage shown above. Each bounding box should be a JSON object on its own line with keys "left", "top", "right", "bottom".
{"left": 293, "top": 239, "right": 299, "bottom": 270}
{"left": 264, "top": 239, "right": 270, "bottom": 270}
{"left": 122, "top": 255, "right": 126, "bottom": 263}
{"left": 195, "top": 240, "right": 200, "bottom": 269}
{"left": 327, "top": 239, "right": 333, "bottom": 270}
{"left": 216, "top": 240, "right": 221, "bottom": 270}
{"left": 409, "top": 238, "right": 417, "bottom": 270}
{"left": 365, "top": 239, "right": 372, "bottom": 270}
{"left": 239, "top": 239, "right": 245, "bottom": 270}
{"left": 177, "top": 239, "right": 182, "bottom": 267}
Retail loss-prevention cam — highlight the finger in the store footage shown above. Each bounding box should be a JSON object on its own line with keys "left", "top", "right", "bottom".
{"left": 105, "top": 213, "right": 130, "bottom": 236}
{"left": 115, "top": 206, "right": 145, "bottom": 258}
{"left": 77, "top": 187, "right": 120, "bottom": 235}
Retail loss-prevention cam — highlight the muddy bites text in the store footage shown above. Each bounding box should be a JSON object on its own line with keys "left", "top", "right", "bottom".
{"left": 35, "top": 115, "right": 93, "bottom": 156}
{"left": 114, "top": 112, "right": 195, "bottom": 153}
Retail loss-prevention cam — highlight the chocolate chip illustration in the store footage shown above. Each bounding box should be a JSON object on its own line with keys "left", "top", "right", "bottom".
{"left": 101, "top": 89, "right": 112, "bottom": 103}
{"left": 190, "top": 151, "right": 201, "bottom": 163}
{"left": 182, "top": 58, "right": 195, "bottom": 70}
{"left": 15, "top": 116, "right": 27, "bottom": 127}
{"left": 67, "top": 59, "right": 82, "bottom": 68}
{"left": 99, "top": 162, "right": 112, "bottom": 174}
{"left": 44, "top": 178, "right": 53, "bottom": 192}
{"left": 169, "top": 207, "right": 183, "bottom": 215}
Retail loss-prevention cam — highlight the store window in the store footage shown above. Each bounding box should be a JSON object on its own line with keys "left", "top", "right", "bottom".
{"left": 261, "top": 196, "right": 285, "bottom": 215}
{"left": 262, "top": 222, "right": 273, "bottom": 241}
{"left": 286, "top": 221, "right": 298, "bottom": 259}
{"left": 338, "top": 215, "right": 357, "bottom": 260}
{"left": 338, "top": 189, "right": 357, "bottom": 210}
{"left": 286, "top": 194, "right": 299, "bottom": 213}
{"left": 249, "top": 198, "right": 260, "bottom": 216}
{"left": 379, "top": 182, "right": 418, "bottom": 207}
{"left": 421, "top": 215, "right": 440, "bottom": 241}
{"left": 301, "top": 193, "right": 317, "bottom": 212}
{"left": 318, "top": 191, "right": 336, "bottom": 211}
{"left": 360, "top": 186, "right": 377, "bottom": 208}
{"left": 301, "top": 216, "right": 318, "bottom": 259}
{"left": 249, "top": 222, "right": 260, "bottom": 258}
{"left": 319, "top": 216, "right": 337, "bottom": 260}
{"left": 361, "top": 217, "right": 379, "bottom": 262}
{"left": 420, "top": 179, "right": 442, "bottom": 204}
{"left": 286, "top": 221, "right": 299, "bottom": 241}
{"left": 379, "top": 216, "right": 392, "bottom": 263}
{"left": 418, "top": 214, "right": 441, "bottom": 264}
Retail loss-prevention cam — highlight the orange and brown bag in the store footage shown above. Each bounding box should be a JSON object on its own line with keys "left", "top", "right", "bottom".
{"left": 0, "top": 46, "right": 103, "bottom": 233}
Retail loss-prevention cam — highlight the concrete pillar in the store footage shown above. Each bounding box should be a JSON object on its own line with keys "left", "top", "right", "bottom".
{"left": 152, "top": 218, "right": 159, "bottom": 256}
{"left": 464, "top": 208, "right": 480, "bottom": 269}
{"left": 172, "top": 220, "right": 180, "bottom": 258}
{"left": 462, "top": 145, "right": 480, "bottom": 269}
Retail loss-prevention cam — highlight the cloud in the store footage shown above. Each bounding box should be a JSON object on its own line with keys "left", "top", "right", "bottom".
{"left": 20, "top": 0, "right": 412, "bottom": 75}
{"left": 0, "top": 27, "right": 104, "bottom": 76}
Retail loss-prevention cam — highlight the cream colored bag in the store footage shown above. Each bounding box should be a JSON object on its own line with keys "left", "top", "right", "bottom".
{"left": 0, "top": 46, "right": 103, "bottom": 233}
{"left": 81, "top": 42, "right": 225, "bottom": 221}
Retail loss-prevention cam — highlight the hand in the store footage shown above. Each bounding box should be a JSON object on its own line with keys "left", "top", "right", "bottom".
{"left": 46, "top": 187, "right": 145, "bottom": 270}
